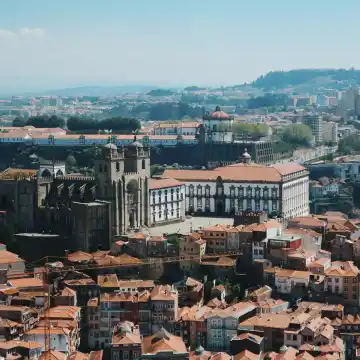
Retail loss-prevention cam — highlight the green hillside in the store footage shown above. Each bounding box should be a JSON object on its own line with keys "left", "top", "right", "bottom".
{"left": 251, "top": 68, "right": 360, "bottom": 90}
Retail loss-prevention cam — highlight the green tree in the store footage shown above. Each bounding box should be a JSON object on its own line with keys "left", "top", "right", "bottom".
{"left": 281, "top": 124, "right": 313, "bottom": 146}
{"left": 339, "top": 134, "right": 360, "bottom": 155}
{"left": 232, "top": 123, "right": 269, "bottom": 139}
{"left": 26, "top": 115, "right": 65, "bottom": 128}
{"left": 12, "top": 117, "right": 26, "bottom": 127}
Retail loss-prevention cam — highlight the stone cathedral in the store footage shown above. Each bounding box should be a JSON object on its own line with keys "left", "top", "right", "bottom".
{"left": 94, "top": 138, "right": 151, "bottom": 234}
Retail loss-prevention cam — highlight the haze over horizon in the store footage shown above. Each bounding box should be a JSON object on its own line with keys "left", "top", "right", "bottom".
{"left": 1, "top": 0, "right": 360, "bottom": 93}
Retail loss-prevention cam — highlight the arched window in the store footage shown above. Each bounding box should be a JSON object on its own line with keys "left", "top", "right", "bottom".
{"left": 116, "top": 162, "right": 120, "bottom": 172}
{"left": 142, "top": 159, "right": 146, "bottom": 170}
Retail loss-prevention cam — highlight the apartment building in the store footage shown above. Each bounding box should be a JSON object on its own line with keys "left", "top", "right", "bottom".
{"left": 206, "top": 302, "right": 256, "bottom": 352}
{"left": 265, "top": 268, "right": 311, "bottom": 294}
{"left": 303, "top": 114, "right": 323, "bottom": 144}
{"left": 176, "top": 305, "right": 212, "bottom": 349}
{"left": 111, "top": 321, "right": 142, "bottom": 360}
{"left": 179, "top": 232, "right": 206, "bottom": 275}
{"left": 324, "top": 261, "right": 360, "bottom": 305}
{"left": 141, "top": 328, "right": 189, "bottom": 360}
{"left": 150, "top": 285, "right": 178, "bottom": 333}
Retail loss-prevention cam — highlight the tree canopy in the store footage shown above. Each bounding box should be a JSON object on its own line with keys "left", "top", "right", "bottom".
{"left": 251, "top": 68, "right": 360, "bottom": 89}
{"left": 13, "top": 115, "right": 65, "bottom": 128}
{"left": 281, "top": 124, "right": 313, "bottom": 146}
{"left": 232, "top": 123, "right": 269, "bottom": 138}
{"left": 147, "top": 89, "right": 174, "bottom": 97}
{"left": 338, "top": 134, "right": 360, "bottom": 155}
{"left": 67, "top": 116, "right": 141, "bottom": 133}
{"left": 247, "top": 94, "right": 289, "bottom": 109}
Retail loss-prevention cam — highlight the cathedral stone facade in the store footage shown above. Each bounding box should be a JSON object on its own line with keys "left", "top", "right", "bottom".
{"left": 94, "top": 139, "right": 150, "bottom": 234}
{"left": 0, "top": 139, "right": 151, "bottom": 253}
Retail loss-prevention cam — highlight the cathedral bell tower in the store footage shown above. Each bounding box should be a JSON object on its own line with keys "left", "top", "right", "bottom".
{"left": 94, "top": 137, "right": 151, "bottom": 235}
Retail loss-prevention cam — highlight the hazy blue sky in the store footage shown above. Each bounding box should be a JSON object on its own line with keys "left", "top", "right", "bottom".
{"left": 1, "top": 0, "right": 359, "bottom": 91}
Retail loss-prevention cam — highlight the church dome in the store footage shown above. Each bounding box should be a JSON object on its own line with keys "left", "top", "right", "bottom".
{"left": 203, "top": 105, "right": 231, "bottom": 120}
{"left": 104, "top": 143, "right": 117, "bottom": 150}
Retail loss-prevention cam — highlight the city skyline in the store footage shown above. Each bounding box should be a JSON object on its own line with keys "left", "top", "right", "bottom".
{"left": 1, "top": 0, "right": 360, "bottom": 92}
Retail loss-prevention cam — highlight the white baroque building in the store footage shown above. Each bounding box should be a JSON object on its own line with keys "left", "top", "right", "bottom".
{"left": 162, "top": 151, "right": 309, "bottom": 219}
{"left": 149, "top": 178, "right": 186, "bottom": 224}
{"left": 203, "top": 106, "right": 234, "bottom": 143}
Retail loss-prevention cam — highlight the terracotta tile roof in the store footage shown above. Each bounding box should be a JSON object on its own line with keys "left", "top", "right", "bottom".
{"left": 177, "top": 305, "right": 213, "bottom": 322}
{"left": 98, "top": 274, "right": 119, "bottom": 288}
{"left": 5, "top": 340, "right": 43, "bottom": 349}
{"left": 271, "top": 268, "right": 311, "bottom": 280}
{"left": 202, "top": 224, "right": 232, "bottom": 233}
{"left": 148, "top": 235, "right": 166, "bottom": 242}
{"left": 210, "top": 353, "right": 231, "bottom": 360}
{"left": 7, "top": 277, "right": 45, "bottom": 289}
{"left": 141, "top": 328, "right": 187, "bottom": 355}
{"left": 59, "top": 287, "right": 77, "bottom": 297}
{"left": 294, "top": 351, "right": 314, "bottom": 360}
{"left": 206, "top": 301, "right": 256, "bottom": 319}
{"left": 0, "top": 168, "right": 37, "bottom": 180}
{"left": 150, "top": 285, "right": 177, "bottom": 301}
{"left": 130, "top": 232, "right": 148, "bottom": 240}
{"left": 232, "top": 332, "right": 263, "bottom": 344}
{"left": 325, "top": 261, "right": 359, "bottom": 277}
{"left": 239, "top": 313, "right": 291, "bottom": 329}
{"left": 342, "top": 314, "right": 360, "bottom": 325}
{"left": 112, "top": 322, "right": 141, "bottom": 345}
{"left": 67, "top": 251, "right": 93, "bottom": 263}
{"left": 250, "top": 220, "right": 283, "bottom": 231}
{"left": 149, "top": 178, "right": 184, "bottom": 190}
{"left": 43, "top": 306, "right": 81, "bottom": 320}
{"left": 87, "top": 298, "right": 99, "bottom": 307}
{"left": 206, "top": 298, "right": 228, "bottom": 309}
{"left": 327, "top": 222, "right": 352, "bottom": 232}
{"left": 89, "top": 350, "right": 103, "bottom": 360}
{"left": 64, "top": 278, "right": 96, "bottom": 286}
{"left": 288, "top": 216, "right": 326, "bottom": 228}
{"left": 234, "top": 350, "right": 259, "bottom": 360}
{"left": 253, "top": 298, "right": 289, "bottom": 310}
{"left": 201, "top": 256, "right": 236, "bottom": 267}
{"left": 118, "top": 279, "right": 155, "bottom": 289}
{"left": 162, "top": 162, "right": 306, "bottom": 183}
{"left": 27, "top": 327, "right": 70, "bottom": 335}
{"left": 39, "top": 350, "right": 67, "bottom": 360}
{"left": 92, "top": 253, "right": 143, "bottom": 267}
{"left": 67, "top": 352, "right": 89, "bottom": 360}
{"left": 284, "top": 228, "right": 321, "bottom": 237}
{"left": 101, "top": 291, "right": 151, "bottom": 303}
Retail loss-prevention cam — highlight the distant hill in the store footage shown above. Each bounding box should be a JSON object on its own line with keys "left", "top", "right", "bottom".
{"left": 10, "top": 85, "right": 162, "bottom": 97}
{"left": 251, "top": 68, "right": 360, "bottom": 90}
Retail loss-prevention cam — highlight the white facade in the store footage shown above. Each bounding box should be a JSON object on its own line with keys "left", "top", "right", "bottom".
{"left": 281, "top": 176, "right": 309, "bottom": 218}
{"left": 179, "top": 177, "right": 308, "bottom": 219}
{"left": 149, "top": 182, "right": 186, "bottom": 224}
{"left": 24, "top": 332, "right": 69, "bottom": 352}
{"left": 274, "top": 271, "right": 310, "bottom": 294}
{"left": 39, "top": 163, "right": 66, "bottom": 177}
{"left": 154, "top": 122, "right": 199, "bottom": 136}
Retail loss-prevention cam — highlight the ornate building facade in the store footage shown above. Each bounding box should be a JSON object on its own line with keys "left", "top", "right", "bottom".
{"left": 162, "top": 151, "right": 309, "bottom": 219}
